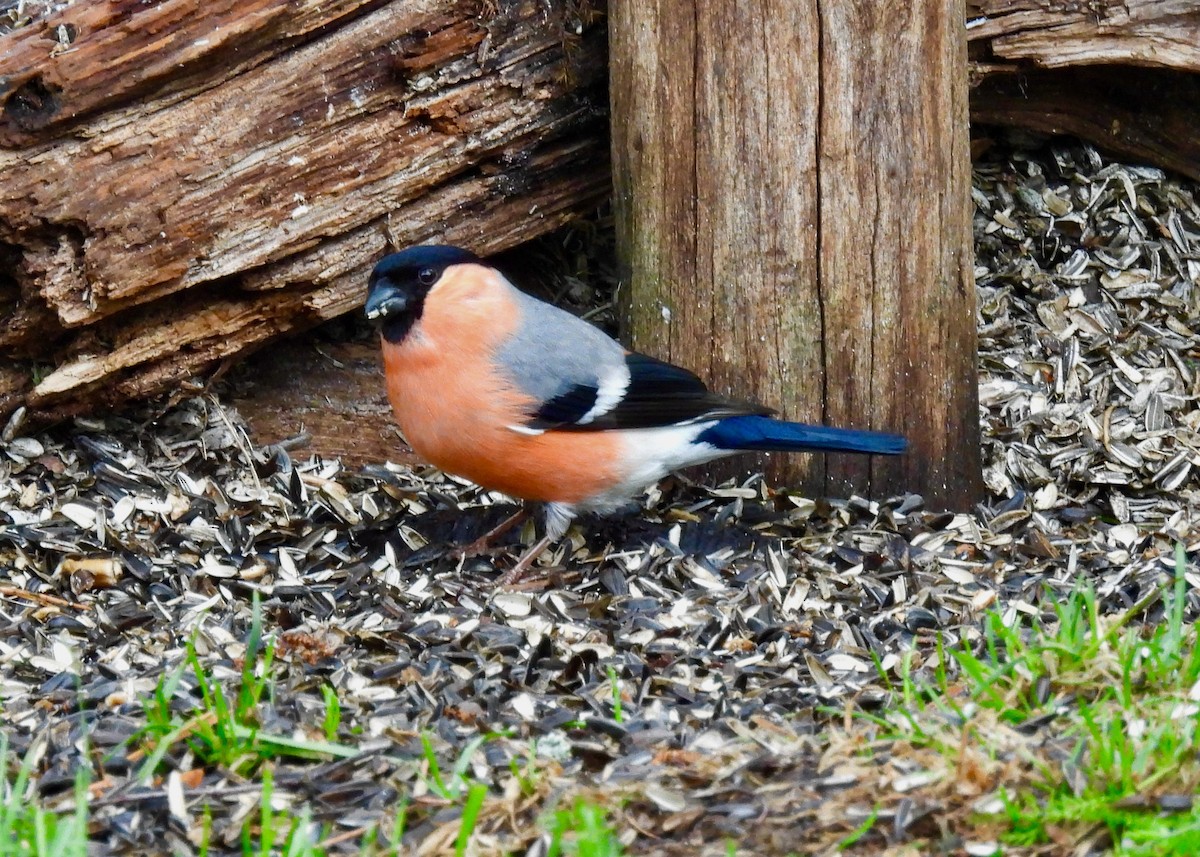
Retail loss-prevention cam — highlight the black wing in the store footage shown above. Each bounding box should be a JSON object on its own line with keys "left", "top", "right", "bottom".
{"left": 527, "top": 352, "right": 772, "bottom": 431}
{"left": 529, "top": 384, "right": 601, "bottom": 427}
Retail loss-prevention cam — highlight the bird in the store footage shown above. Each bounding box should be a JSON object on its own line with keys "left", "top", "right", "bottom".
{"left": 365, "top": 244, "right": 906, "bottom": 583}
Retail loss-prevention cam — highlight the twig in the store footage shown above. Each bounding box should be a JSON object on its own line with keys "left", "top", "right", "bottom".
{"left": 318, "top": 826, "right": 371, "bottom": 848}
{"left": 0, "top": 584, "right": 89, "bottom": 610}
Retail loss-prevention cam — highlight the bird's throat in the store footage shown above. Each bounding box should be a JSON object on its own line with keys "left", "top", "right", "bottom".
{"left": 380, "top": 306, "right": 421, "bottom": 344}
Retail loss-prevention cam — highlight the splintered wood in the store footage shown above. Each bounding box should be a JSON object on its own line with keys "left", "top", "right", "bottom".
{"left": 967, "top": 0, "right": 1200, "bottom": 70}
{"left": 0, "top": 0, "right": 608, "bottom": 423}
{"left": 968, "top": 0, "right": 1200, "bottom": 181}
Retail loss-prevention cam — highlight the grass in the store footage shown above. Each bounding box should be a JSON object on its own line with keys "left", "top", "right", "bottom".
{"left": 834, "top": 805, "right": 880, "bottom": 851}
{"left": 967, "top": 548, "right": 1199, "bottom": 853}
{"left": 0, "top": 733, "right": 89, "bottom": 857}
{"left": 545, "top": 799, "right": 624, "bottom": 857}
{"left": 606, "top": 665, "right": 624, "bottom": 724}
{"left": 418, "top": 731, "right": 490, "bottom": 801}
{"left": 849, "top": 542, "right": 1200, "bottom": 855}
{"left": 0, "top": 590, "right": 625, "bottom": 856}
{"left": 135, "top": 593, "right": 356, "bottom": 781}
{"left": 320, "top": 684, "right": 341, "bottom": 743}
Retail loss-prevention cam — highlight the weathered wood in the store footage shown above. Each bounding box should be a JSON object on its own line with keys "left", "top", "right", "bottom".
{"left": 972, "top": 66, "right": 1200, "bottom": 183}
{"left": 0, "top": 0, "right": 376, "bottom": 145}
{"left": 227, "top": 335, "right": 411, "bottom": 469}
{"left": 611, "top": 1, "right": 822, "bottom": 490}
{"left": 967, "top": 0, "right": 1200, "bottom": 70}
{"left": 611, "top": 0, "right": 981, "bottom": 509}
{"left": 0, "top": 0, "right": 608, "bottom": 424}
{"left": 967, "top": 0, "right": 1200, "bottom": 182}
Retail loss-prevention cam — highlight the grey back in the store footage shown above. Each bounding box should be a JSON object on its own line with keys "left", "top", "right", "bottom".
{"left": 494, "top": 282, "right": 626, "bottom": 406}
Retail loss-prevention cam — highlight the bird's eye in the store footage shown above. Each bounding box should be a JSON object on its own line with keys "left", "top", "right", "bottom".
{"left": 417, "top": 267, "right": 438, "bottom": 286}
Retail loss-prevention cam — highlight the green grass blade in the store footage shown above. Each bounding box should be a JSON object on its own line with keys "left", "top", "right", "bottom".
{"left": 455, "top": 782, "right": 488, "bottom": 856}
{"left": 234, "top": 726, "right": 357, "bottom": 760}
{"left": 836, "top": 805, "right": 879, "bottom": 851}
{"left": 449, "top": 735, "right": 489, "bottom": 797}
{"left": 283, "top": 805, "right": 314, "bottom": 857}
{"left": 420, "top": 734, "right": 448, "bottom": 798}
{"left": 240, "top": 591, "right": 265, "bottom": 718}
{"left": 321, "top": 685, "right": 341, "bottom": 742}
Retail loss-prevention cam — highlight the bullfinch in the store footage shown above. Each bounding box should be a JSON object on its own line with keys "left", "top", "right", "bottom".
{"left": 365, "top": 245, "right": 906, "bottom": 581}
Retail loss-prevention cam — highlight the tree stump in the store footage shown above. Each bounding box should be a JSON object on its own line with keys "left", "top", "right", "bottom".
{"left": 610, "top": 0, "right": 982, "bottom": 509}
{"left": 0, "top": 0, "right": 609, "bottom": 425}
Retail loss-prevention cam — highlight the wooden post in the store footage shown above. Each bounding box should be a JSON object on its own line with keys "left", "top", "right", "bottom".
{"left": 610, "top": 0, "right": 982, "bottom": 509}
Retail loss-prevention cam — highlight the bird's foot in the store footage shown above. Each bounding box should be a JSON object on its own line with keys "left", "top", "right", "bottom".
{"left": 496, "top": 534, "right": 555, "bottom": 587}
{"left": 450, "top": 507, "right": 531, "bottom": 560}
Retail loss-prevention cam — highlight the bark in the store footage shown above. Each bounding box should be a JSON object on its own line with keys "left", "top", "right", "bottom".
{"left": 611, "top": 0, "right": 981, "bottom": 509}
{"left": 0, "top": 0, "right": 608, "bottom": 424}
{"left": 967, "top": 0, "right": 1200, "bottom": 182}
{"left": 967, "top": 0, "right": 1200, "bottom": 70}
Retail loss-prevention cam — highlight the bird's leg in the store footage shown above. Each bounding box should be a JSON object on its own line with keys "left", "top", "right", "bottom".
{"left": 495, "top": 501, "right": 575, "bottom": 587}
{"left": 452, "top": 507, "right": 531, "bottom": 559}
{"left": 496, "top": 534, "right": 555, "bottom": 587}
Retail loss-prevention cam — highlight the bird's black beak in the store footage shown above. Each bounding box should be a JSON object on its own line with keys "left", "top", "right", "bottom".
{"left": 364, "top": 281, "right": 408, "bottom": 321}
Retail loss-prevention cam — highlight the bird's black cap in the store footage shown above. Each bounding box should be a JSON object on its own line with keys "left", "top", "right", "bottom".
{"left": 365, "top": 245, "right": 482, "bottom": 342}
{"left": 369, "top": 245, "right": 480, "bottom": 283}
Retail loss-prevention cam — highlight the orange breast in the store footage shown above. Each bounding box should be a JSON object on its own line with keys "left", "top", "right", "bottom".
{"left": 380, "top": 265, "right": 621, "bottom": 504}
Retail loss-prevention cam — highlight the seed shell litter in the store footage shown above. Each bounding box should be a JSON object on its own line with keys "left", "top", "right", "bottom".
{"left": 0, "top": 137, "right": 1198, "bottom": 854}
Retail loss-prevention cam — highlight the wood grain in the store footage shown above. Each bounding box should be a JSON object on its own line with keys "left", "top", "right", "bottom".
{"left": 0, "top": 0, "right": 609, "bottom": 424}
{"left": 611, "top": 0, "right": 981, "bottom": 509}
{"left": 972, "top": 65, "right": 1200, "bottom": 183}
{"left": 967, "top": 0, "right": 1200, "bottom": 183}
{"left": 968, "top": 0, "right": 1200, "bottom": 70}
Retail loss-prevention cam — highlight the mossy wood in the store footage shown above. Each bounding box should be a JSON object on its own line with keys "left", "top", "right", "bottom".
{"left": 611, "top": 0, "right": 982, "bottom": 509}
{"left": 0, "top": 0, "right": 607, "bottom": 425}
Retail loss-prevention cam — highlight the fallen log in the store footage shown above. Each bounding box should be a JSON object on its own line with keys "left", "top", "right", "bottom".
{"left": 968, "top": 0, "right": 1200, "bottom": 70}
{"left": 968, "top": 0, "right": 1200, "bottom": 181}
{"left": 0, "top": 0, "right": 608, "bottom": 424}
{"left": 971, "top": 65, "right": 1200, "bottom": 184}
